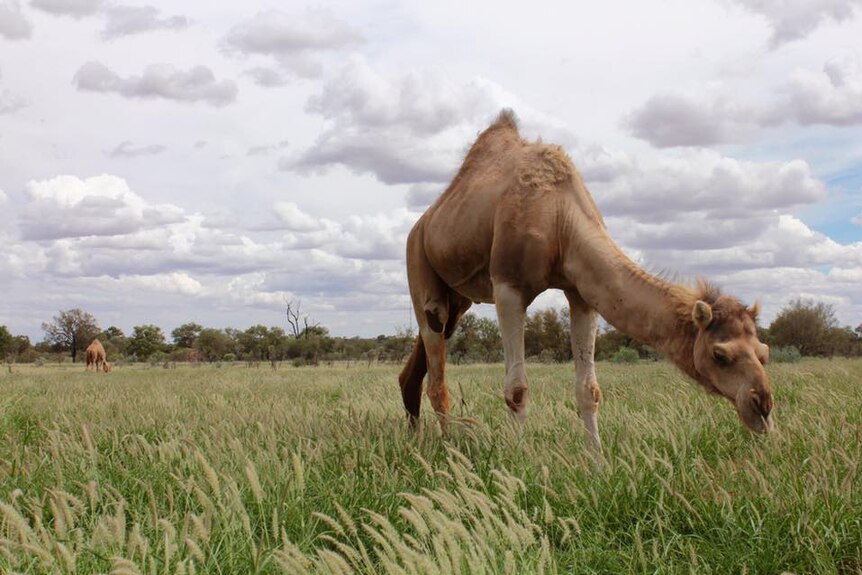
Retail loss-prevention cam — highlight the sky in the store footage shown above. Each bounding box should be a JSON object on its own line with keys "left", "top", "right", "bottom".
{"left": 1, "top": 0, "right": 861, "bottom": 342}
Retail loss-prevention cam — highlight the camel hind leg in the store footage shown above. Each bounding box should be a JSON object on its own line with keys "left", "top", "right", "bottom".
{"left": 399, "top": 292, "right": 472, "bottom": 429}
{"left": 399, "top": 336, "right": 427, "bottom": 425}
{"left": 402, "top": 223, "right": 471, "bottom": 429}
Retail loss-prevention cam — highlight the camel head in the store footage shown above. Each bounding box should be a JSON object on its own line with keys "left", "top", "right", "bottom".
{"left": 691, "top": 296, "right": 773, "bottom": 434}
{"left": 103, "top": 361, "right": 111, "bottom": 373}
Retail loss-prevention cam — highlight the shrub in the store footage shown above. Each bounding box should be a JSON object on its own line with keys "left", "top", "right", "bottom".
{"left": 611, "top": 346, "right": 639, "bottom": 364}
{"left": 771, "top": 345, "right": 802, "bottom": 363}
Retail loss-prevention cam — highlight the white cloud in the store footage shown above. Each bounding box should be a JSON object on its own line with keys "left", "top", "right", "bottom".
{"left": 30, "top": 0, "right": 102, "bottom": 18}
{"left": 74, "top": 61, "right": 238, "bottom": 107}
{"left": 623, "top": 92, "right": 776, "bottom": 147}
{"left": 727, "top": 0, "right": 862, "bottom": 46}
{"left": 405, "top": 183, "right": 443, "bottom": 211}
{"left": 786, "top": 54, "right": 862, "bottom": 125}
{"left": 244, "top": 66, "right": 288, "bottom": 88}
{"left": 223, "top": 8, "right": 363, "bottom": 79}
{"left": 118, "top": 272, "right": 203, "bottom": 296}
{"left": 625, "top": 54, "right": 862, "bottom": 147}
{"left": 20, "top": 174, "right": 184, "bottom": 240}
{"left": 272, "top": 201, "right": 414, "bottom": 261}
{"left": 0, "top": 0, "right": 32, "bottom": 39}
{"left": 616, "top": 214, "right": 862, "bottom": 276}
{"left": 289, "top": 56, "right": 529, "bottom": 185}
{"left": 101, "top": 5, "right": 188, "bottom": 40}
{"left": 0, "top": 187, "right": 6, "bottom": 203}
{"left": 590, "top": 149, "right": 826, "bottom": 220}
{"left": 273, "top": 201, "right": 323, "bottom": 232}
{"left": 109, "top": 141, "right": 167, "bottom": 158}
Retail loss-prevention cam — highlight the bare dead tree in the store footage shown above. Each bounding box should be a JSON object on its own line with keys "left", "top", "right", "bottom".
{"left": 285, "top": 298, "right": 321, "bottom": 339}
{"left": 285, "top": 298, "right": 302, "bottom": 338}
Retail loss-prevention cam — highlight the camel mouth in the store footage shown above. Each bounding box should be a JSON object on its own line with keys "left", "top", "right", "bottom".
{"left": 734, "top": 384, "right": 774, "bottom": 434}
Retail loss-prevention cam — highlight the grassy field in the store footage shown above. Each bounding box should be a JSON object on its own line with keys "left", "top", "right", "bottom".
{"left": 1, "top": 359, "right": 861, "bottom": 574}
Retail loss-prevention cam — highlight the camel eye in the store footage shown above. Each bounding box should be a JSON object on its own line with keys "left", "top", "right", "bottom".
{"left": 713, "top": 348, "right": 732, "bottom": 366}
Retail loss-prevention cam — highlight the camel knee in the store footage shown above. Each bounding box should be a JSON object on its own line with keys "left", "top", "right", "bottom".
{"left": 504, "top": 385, "right": 529, "bottom": 413}
{"left": 576, "top": 379, "right": 601, "bottom": 413}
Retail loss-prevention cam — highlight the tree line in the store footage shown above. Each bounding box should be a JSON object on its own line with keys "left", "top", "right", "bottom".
{"left": 1, "top": 298, "right": 860, "bottom": 367}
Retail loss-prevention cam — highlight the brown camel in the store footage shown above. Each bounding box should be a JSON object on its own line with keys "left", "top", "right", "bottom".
{"left": 85, "top": 339, "right": 110, "bottom": 373}
{"left": 400, "top": 110, "right": 773, "bottom": 448}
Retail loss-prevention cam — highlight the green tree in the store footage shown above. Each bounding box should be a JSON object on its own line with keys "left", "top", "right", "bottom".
{"left": 237, "top": 325, "right": 288, "bottom": 361}
{"left": 769, "top": 299, "right": 837, "bottom": 357}
{"left": 195, "top": 328, "right": 232, "bottom": 362}
{"left": 475, "top": 317, "right": 503, "bottom": 362}
{"left": 171, "top": 322, "right": 203, "bottom": 349}
{"left": 127, "top": 324, "right": 166, "bottom": 361}
{"left": 449, "top": 315, "right": 503, "bottom": 363}
{"left": 0, "top": 325, "right": 14, "bottom": 359}
{"left": 525, "top": 308, "right": 570, "bottom": 362}
{"left": 100, "top": 326, "right": 127, "bottom": 357}
{"left": 41, "top": 308, "right": 100, "bottom": 363}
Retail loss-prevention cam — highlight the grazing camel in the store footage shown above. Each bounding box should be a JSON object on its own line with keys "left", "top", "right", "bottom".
{"left": 85, "top": 339, "right": 110, "bottom": 373}
{"left": 400, "top": 110, "right": 773, "bottom": 448}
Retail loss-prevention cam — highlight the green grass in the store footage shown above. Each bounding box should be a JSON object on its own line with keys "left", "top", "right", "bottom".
{"left": 1, "top": 359, "right": 861, "bottom": 574}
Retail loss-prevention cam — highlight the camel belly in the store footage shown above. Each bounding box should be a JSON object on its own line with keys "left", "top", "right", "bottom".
{"left": 450, "top": 271, "right": 495, "bottom": 304}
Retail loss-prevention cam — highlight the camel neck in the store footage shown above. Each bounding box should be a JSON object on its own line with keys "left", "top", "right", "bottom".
{"left": 564, "top": 224, "right": 698, "bottom": 379}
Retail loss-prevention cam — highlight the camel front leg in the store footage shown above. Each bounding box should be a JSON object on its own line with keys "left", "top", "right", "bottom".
{"left": 567, "top": 292, "right": 602, "bottom": 450}
{"left": 495, "top": 284, "right": 529, "bottom": 424}
{"left": 420, "top": 323, "right": 450, "bottom": 432}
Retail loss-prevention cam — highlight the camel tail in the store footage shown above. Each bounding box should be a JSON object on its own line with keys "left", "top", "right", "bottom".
{"left": 399, "top": 335, "right": 427, "bottom": 425}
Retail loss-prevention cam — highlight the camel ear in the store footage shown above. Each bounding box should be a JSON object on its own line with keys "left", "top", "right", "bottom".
{"left": 748, "top": 302, "right": 761, "bottom": 321}
{"left": 692, "top": 300, "right": 713, "bottom": 329}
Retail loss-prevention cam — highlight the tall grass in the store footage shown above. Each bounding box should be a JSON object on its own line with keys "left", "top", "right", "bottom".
{"left": 1, "top": 359, "right": 861, "bottom": 574}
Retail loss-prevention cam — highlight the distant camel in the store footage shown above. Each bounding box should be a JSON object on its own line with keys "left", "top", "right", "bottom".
{"left": 400, "top": 110, "right": 773, "bottom": 448}
{"left": 85, "top": 339, "right": 110, "bottom": 373}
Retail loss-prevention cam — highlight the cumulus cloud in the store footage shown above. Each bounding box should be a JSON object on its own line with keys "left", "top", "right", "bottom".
{"left": 101, "top": 5, "right": 188, "bottom": 40}
{"left": 109, "top": 141, "right": 167, "bottom": 158}
{"left": 626, "top": 55, "right": 862, "bottom": 147}
{"left": 727, "top": 0, "right": 862, "bottom": 47}
{"left": 612, "top": 213, "right": 862, "bottom": 275}
{"left": 273, "top": 201, "right": 323, "bottom": 232}
{"left": 270, "top": 201, "right": 415, "bottom": 261}
{"left": 20, "top": 174, "right": 184, "bottom": 240}
{"left": 30, "top": 0, "right": 103, "bottom": 18}
{"left": 245, "top": 67, "right": 289, "bottom": 88}
{"left": 0, "top": 0, "right": 32, "bottom": 39}
{"left": 406, "top": 183, "right": 443, "bottom": 211}
{"left": 117, "top": 271, "right": 203, "bottom": 296}
{"left": 590, "top": 149, "right": 826, "bottom": 221}
{"left": 623, "top": 92, "right": 778, "bottom": 147}
{"left": 224, "top": 8, "right": 363, "bottom": 79}
{"left": 786, "top": 54, "right": 862, "bottom": 125}
{"left": 74, "top": 61, "right": 238, "bottom": 106}
{"left": 288, "top": 56, "right": 537, "bottom": 185}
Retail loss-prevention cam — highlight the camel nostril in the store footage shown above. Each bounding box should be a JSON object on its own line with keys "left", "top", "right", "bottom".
{"left": 753, "top": 391, "right": 772, "bottom": 418}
